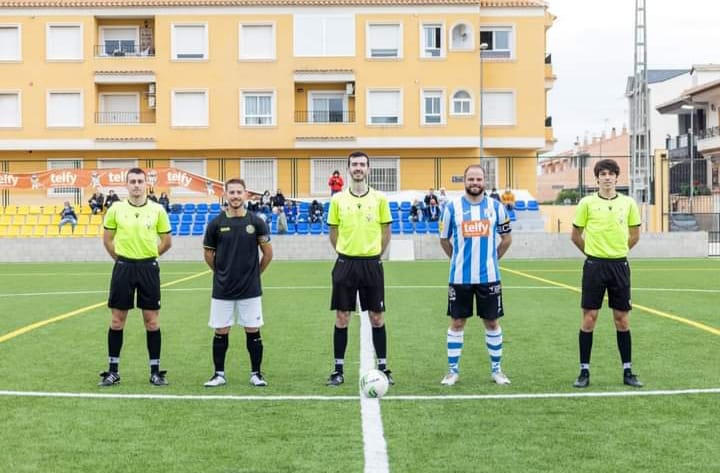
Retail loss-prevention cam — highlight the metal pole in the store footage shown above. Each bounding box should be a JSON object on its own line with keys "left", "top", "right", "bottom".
{"left": 479, "top": 42, "right": 488, "bottom": 161}
{"left": 690, "top": 111, "right": 694, "bottom": 213}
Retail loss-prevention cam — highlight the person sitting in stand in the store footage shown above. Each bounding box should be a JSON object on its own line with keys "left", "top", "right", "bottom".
{"left": 284, "top": 200, "right": 297, "bottom": 224}
{"left": 490, "top": 188, "right": 501, "bottom": 201}
{"left": 423, "top": 188, "right": 439, "bottom": 220}
{"left": 105, "top": 189, "right": 120, "bottom": 210}
{"left": 89, "top": 190, "right": 105, "bottom": 214}
{"left": 426, "top": 198, "right": 441, "bottom": 222}
{"left": 310, "top": 200, "right": 324, "bottom": 223}
{"left": 409, "top": 199, "right": 423, "bottom": 223}
{"left": 272, "top": 189, "right": 286, "bottom": 213}
{"left": 260, "top": 190, "right": 272, "bottom": 214}
{"left": 58, "top": 201, "right": 78, "bottom": 233}
{"left": 148, "top": 189, "right": 159, "bottom": 202}
{"left": 501, "top": 188, "right": 516, "bottom": 211}
{"left": 158, "top": 192, "right": 171, "bottom": 213}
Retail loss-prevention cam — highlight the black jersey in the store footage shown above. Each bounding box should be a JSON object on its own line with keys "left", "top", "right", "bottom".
{"left": 203, "top": 211, "right": 270, "bottom": 300}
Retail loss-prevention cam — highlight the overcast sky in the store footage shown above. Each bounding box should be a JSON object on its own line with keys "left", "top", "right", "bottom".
{"left": 546, "top": 0, "right": 720, "bottom": 154}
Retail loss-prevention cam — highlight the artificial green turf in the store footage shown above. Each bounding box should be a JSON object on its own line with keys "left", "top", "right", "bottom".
{"left": 0, "top": 259, "right": 718, "bottom": 472}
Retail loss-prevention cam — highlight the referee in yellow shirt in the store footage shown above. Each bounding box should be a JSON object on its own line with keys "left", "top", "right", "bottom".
{"left": 99, "top": 168, "right": 172, "bottom": 386}
{"left": 571, "top": 159, "right": 643, "bottom": 388}
{"left": 326, "top": 151, "right": 394, "bottom": 387}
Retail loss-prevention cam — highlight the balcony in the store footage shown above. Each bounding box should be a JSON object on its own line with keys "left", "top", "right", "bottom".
{"left": 698, "top": 125, "right": 720, "bottom": 153}
{"left": 94, "top": 44, "right": 155, "bottom": 57}
{"left": 666, "top": 133, "right": 697, "bottom": 159}
{"left": 95, "top": 18, "right": 155, "bottom": 60}
{"left": 95, "top": 112, "right": 156, "bottom": 124}
{"left": 295, "top": 110, "right": 355, "bottom": 124}
{"left": 544, "top": 53, "right": 556, "bottom": 90}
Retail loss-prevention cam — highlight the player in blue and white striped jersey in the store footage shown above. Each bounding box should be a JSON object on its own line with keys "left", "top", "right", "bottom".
{"left": 439, "top": 164, "right": 513, "bottom": 386}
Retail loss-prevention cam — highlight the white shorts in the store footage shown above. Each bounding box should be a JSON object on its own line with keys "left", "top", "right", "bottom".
{"left": 209, "top": 297, "right": 264, "bottom": 329}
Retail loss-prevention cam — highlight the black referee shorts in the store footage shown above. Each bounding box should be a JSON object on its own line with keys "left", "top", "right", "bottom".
{"left": 581, "top": 256, "right": 632, "bottom": 311}
{"left": 108, "top": 256, "right": 161, "bottom": 311}
{"left": 330, "top": 255, "right": 386, "bottom": 313}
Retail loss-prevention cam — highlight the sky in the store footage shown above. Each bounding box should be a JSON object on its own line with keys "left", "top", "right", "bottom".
{"left": 546, "top": 0, "right": 720, "bottom": 154}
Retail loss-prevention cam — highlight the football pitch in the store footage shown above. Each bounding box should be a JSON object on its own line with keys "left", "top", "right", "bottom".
{"left": 0, "top": 258, "right": 718, "bottom": 473}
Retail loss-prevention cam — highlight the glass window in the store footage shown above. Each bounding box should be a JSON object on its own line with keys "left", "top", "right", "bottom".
{"left": 239, "top": 24, "right": 275, "bottom": 60}
{"left": 242, "top": 92, "right": 274, "bottom": 126}
{"left": 480, "top": 27, "right": 513, "bottom": 59}
{"left": 367, "top": 23, "right": 401, "bottom": 58}
{"left": 47, "top": 24, "right": 82, "bottom": 60}
{"left": 172, "top": 24, "right": 207, "bottom": 59}
{"left": 368, "top": 90, "right": 401, "bottom": 125}
{"left": 422, "top": 90, "right": 443, "bottom": 125}
{"left": 172, "top": 91, "right": 208, "bottom": 127}
{"left": 0, "top": 25, "right": 21, "bottom": 60}
{"left": 47, "top": 92, "right": 83, "bottom": 127}
{"left": 0, "top": 92, "right": 20, "bottom": 127}
{"left": 452, "top": 90, "right": 472, "bottom": 115}
{"left": 422, "top": 24, "right": 443, "bottom": 57}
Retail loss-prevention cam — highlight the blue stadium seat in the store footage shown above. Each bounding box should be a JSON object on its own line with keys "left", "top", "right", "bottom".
{"left": 309, "top": 222, "right": 323, "bottom": 234}
{"left": 286, "top": 223, "right": 296, "bottom": 235}
{"left": 507, "top": 209, "right": 517, "bottom": 221}
{"left": 297, "top": 213, "right": 309, "bottom": 224}
{"left": 391, "top": 221, "right": 401, "bottom": 234}
{"left": 400, "top": 211, "right": 410, "bottom": 222}
{"left": 323, "top": 201, "right": 330, "bottom": 213}
{"left": 298, "top": 202, "right": 310, "bottom": 214}
{"left": 391, "top": 210, "right": 400, "bottom": 222}
{"left": 415, "top": 221, "right": 427, "bottom": 234}
{"left": 196, "top": 203, "right": 209, "bottom": 214}
{"left": 428, "top": 221, "right": 440, "bottom": 234}
{"left": 296, "top": 222, "right": 309, "bottom": 234}
{"left": 192, "top": 223, "right": 205, "bottom": 235}
{"left": 170, "top": 203, "right": 183, "bottom": 214}
{"left": 194, "top": 214, "right": 207, "bottom": 224}
{"left": 179, "top": 224, "right": 191, "bottom": 236}
{"left": 169, "top": 214, "right": 180, "bottom": 224}
{"left": 322, "top": 223, "right": 330, "bottom": 234}
{"left": 526, "top": 200, "right": 539, "bottom": 211}
{"left": 181, "top": 213, "right": 194, "bottom": 223}
{"left": 209, "top": 202, "right": 222, "bottom": 213}
{"left": 270, "top": 222, "right": 278, "bottom": 235}
{"left": 183, "top": 203, "right": 196, "bottom": 214}
{"left": 401, "top": 222, "right": 414, "bottom": 234}
{"left": 389, "top": 201, "right": 399, "bottom": 212}
{"left": 208, "top": 212, "right": 220, "bottom": 221}
{"left": 170, "top": 223, "right": 179, "bottom": 235}
{"left": 400, "top": 201, "right": 412, "bottom": 212}
{"left": 514, "top": 200, "right": 526, "bottom": 211}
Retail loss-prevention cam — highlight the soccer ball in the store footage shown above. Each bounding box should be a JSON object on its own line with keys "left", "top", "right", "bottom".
{"left": 359, "top": 369, "right": 389, "bottom": 399}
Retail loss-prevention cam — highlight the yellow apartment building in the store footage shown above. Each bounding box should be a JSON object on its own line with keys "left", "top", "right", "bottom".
{"left": 0, "top": 0, "right": 554, "bottom": 204}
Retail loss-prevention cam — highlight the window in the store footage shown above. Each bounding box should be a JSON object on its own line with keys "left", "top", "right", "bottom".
{"left": 367, "top": 90, "right": 402, "bottom": 125}
{"left": 241, "top": 91, "right": 275, "bottom": 126}
{"left": 99, "top": 94, "right": 140, "bottom": 124}
{"left": 294, "top": 15, "right": 355, "bottom": 57}
{"left": 421, "top": 23, "right": 444, "bottom": 58}
{"left": 47, "top": 159, "right": 82, "bottom": 198}
{"left": 100, "top": 26, "right": 138, "bottom": 56}
{"left": 239, "top": 23, "right": 275, "bottom": 60}
{"left": 451, "top": 90, "right": 473, "bottom": 115}
{"left": 480, "top": 27, "right": 513, "bottom": 59}
{"left": 47, "top": 91, "right": 83, "bottom": 128}
{"left": 309, "top": 91, "right": 347, "bottom": 123}
{"left": 172, "top": 90, "right": 208, "bottom": 127}
{"left": 482, "top": 91, "right": 515, "bottom": 126}
{"left": 98, "top": 159, "right": 138, "bottom": 197}
{"left": 480, "top": 158, "right": 497, "bottom": 189}
{"left": 0, "top": 25, "right": 21, "bottom": 61}
{"left": 0, "top": 92, "right": 20, "bottom": 127}
{"left": 367, "top": 157, "right": 399, "bottom": 193}
{"left": 47, "top": 24, "right": 82, "bottom": 60}
{"left": 366, "top": 23, "right": 401, "bottom": 58}
{"left": 311, "top": 158, "right": 346, "bottom": 195}
{"left": 422, "top": 90, "right": 444, "bottom": 125}
{"left": 172, "top": 24, "right": 207, "bottom": 60}
{"left": 450, "top": 22, "right": 473, "bottom": 50}
{"left": 240, "top": 159, "right": 276, "bottom": 193}
{"left": 171, "top": 159, "right": 206, "bottom": 196}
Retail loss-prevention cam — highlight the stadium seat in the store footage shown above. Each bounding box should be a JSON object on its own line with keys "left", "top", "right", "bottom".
{"left": 181, "top": 213, "right": 194, "bottom": 223}
{"left": 6, "top": 225, "right": 20, "bottom": 237}
{"left": 17, "top": 205, "right": 29, "bottom": 215}
{"left": 296, "top": 222, "right": 309, "bottom": 235}
{"left": 208, "top": 211, "right": 220, "bottom": 221}
{"left": 38, "top": 215, "right": 51, "bottom": 225}
{"left": 20, "top": 225, "right": 33, "bottom": 237}
{"left": 183, "top": 203, "right": 196, "bottom": 214}
{"left": 286, "top": 223, "right": 296, "bottom": 235}
{"left": 401, "top": 222, "right": 414, "bottom": 234}
{"left": 415, "top": 221, "right": 428, "bottom": 234}
{"left": 389, "top": 201, "right": 399, "bottom": 212}
{"left": 168, "top": 213, "right": 179, "bottom": 224}
{"left": 46, "top": 226, "right": 59, "bottom": 237}
{"left": 391, "top": 221, "right": 401, "bottom": 234}
{"left": 209, "top": 202, "right": 222, "bottom": 213}
{"left": 400, "top": 211, "right": 410, "bottom": 222}
{"left": 24, "top": 215, "right": 39, "bottom": 225}
{"left": 322, "top": 223, "right": 330, "bottom": 234}
{"left": 391, "top": 210, "right": 399, "bottom": 222}
{"left": 323, "top": 202, "right": 330, "bottom": 213}
{"left": 59, "top": 225, "right": 73, "bottom": 237}
{"left": 170, "top": 203, "right": 183, "bottom": 214}
{"left": 12, "top": 215, "right": 25, "bottom": 225}
{"left": 42, "top": 206, "right": 57, "bottom": 215}
{"left": 526, "top": 200, "right": 539, "bottom": 211}
{"left": 72, "top": 226, "right": 87, "bottom": 237}
{"left": 195, "top": 214, "right": 207, "bottom": 224}
{"left": 79, "top": 205, "right": 92, "bottom": 215}
{"left": 171, "top": 223, "right": 179, "bottom": 235}
{"left": 0, "top": 215, "right": 11, "bottom": 225}
{"left": 428, "top": 221, "right": 440, "bottom": 234}
{"left": 298, "top": 202, "right": 310, "bottom": 214}
{"left": 192, "top": 223, "right": 205, "bottom": 236}
{"left": 77, "top": 215, "right": 90, "bottom": 225}
{"left": 514, "top": 201, "right": 526, "bottom": 211}
{"left": 196, "top": 203, "right": 209, "bottom": 214}
{"left": 309, "top": 222, "right": 323, "bottom": 234}
{"left": 0, "top": 226, "right": 6, "bottom": 237}
{"left": 400, "top": 201, "right": 412, "bottom": 212}
{"left": 507, "top": 209, "right": 517, "bottom": 221}
{"left": 178, "top": 224, "right": 191, "bottom": 236}
{"left": 4, "top": 206, "right": 17, "bottom": 215}
{"left": 29, "top": 205, "right": 42, "bottom": 214}
{"left": 86, "top": 225, "right": 101, "bottom": 237}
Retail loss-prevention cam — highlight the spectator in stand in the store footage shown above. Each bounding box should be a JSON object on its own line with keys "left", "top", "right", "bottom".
{"left": 272, "top": 189, "right": 286, "bottom": 213}
{"left": 423, "top": 188, "right": 438, "bottom": 220}
{"left": 58, "top": 201, "right": 78, "bottom": 233}
{"left": 328, "top": 170, "right": 344, "bottom": 195}
{"left": 89, "top": 190, "right": 105, "bottom": 215}
{"left": 148, "top": 189, "right": 158, "bottom": 203}
{"left": 426, "top": 198, "right": 441, "bottom": 222}
{"left": 105, "top": 189, "right": 120, "bottom": 210}
{"left": 246, "top": 194, "right": 260, "bottom": 213}
{"left": 490, "top": 188, "right": 501, "bottom": 201}
{"left": 437, "top": 187, "right": 449, "bottom": 212}
{"left": 310, "top": 200, "right": 324, "bottom": 223}
{"left": 284, "top": 200, "right": 297, "bottom": 224}
{"left": 501, "top": 188, "right": 516, "bottom": 211}
{"left": 158, "top": 192, "right": 171, "bottom": 213}
{"left": 409, "top": 199, "right": 423, "bottom": 223}
{"left": 260, "top": 190, "right": 272, "bottom": 214}
{"left": 275, "top": 207, "right": 288, "bottom": 234}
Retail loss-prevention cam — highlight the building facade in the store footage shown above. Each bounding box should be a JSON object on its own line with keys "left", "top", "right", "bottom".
{"left": 0, "top": 0, "right": 554, "bottom": 204}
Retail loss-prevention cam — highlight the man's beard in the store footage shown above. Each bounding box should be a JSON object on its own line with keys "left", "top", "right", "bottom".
{"left": 465, "top": 185, "right": 484, "bottom": 196}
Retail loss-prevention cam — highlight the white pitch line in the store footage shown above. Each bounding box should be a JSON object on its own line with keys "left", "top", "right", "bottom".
{"left": 359, "top": 301, "right": 390, "bottom": 473}
{"left": 0, "top": 388, "right": 717, "bottom": 402}
{"left": 4, "top": 286, "right": 720, "bottom": 298}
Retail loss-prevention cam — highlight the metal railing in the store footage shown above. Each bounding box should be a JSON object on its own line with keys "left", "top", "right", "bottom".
{"left": 698, "top": 125, "right": 720, "bottom": 140}
{"left": 666, "top": 133, "right": 697, "bottom": 151}
{"left": 294, "top": 110, "right": 355, "bottom": 123}
{"left": 95, "top": 112, "right": 155, "bottom": 124}
{"left": 94, "top": 44, "right": 155, "bottom": 57}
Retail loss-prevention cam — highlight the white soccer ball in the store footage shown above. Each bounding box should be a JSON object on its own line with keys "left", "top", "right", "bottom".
{"left": 359, "top": 369, "right": 389, "bottom": 399}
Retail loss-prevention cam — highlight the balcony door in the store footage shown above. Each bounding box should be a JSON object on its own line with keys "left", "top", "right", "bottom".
{"left": 101, "top": 27, "right": 138, "bottom": 56}
{"left": 308, "top": 91, "right": 347, "bottom": 123}
{"left": 99, "top": 93, "right": 140, "bottom": 124}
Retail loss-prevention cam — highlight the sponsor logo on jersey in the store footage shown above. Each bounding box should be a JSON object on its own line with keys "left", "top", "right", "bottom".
{"left": 246, "top": 224, "right": 256, "bottom": 234}
{"left": 461, "top": 219, "right": 490, "bottom": 237}
{"left": 220, "top": 226, "right": 231, "bottom": 232}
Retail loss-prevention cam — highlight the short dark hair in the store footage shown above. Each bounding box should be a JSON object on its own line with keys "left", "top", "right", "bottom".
{"left": 593, "top": 159, "right": 620, "bottom": 178}
{"left": 463, "top": 164, "right": 485, "bottom": 178}
{"left": 126, "top": 167, "right": 145, "bottom": 181}
{"left": 347, "top": 150, "right": 370, "bottom": 167}
{"left": 225, "top": 178, "right": 246, "bottom": 190}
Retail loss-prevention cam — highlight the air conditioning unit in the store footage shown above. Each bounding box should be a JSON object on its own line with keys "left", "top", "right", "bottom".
{"left": 148, "top": 96, "right": 156, "bottom": 108}
{"left": 346, "top": 82, "right": 355, "bottom": 96}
